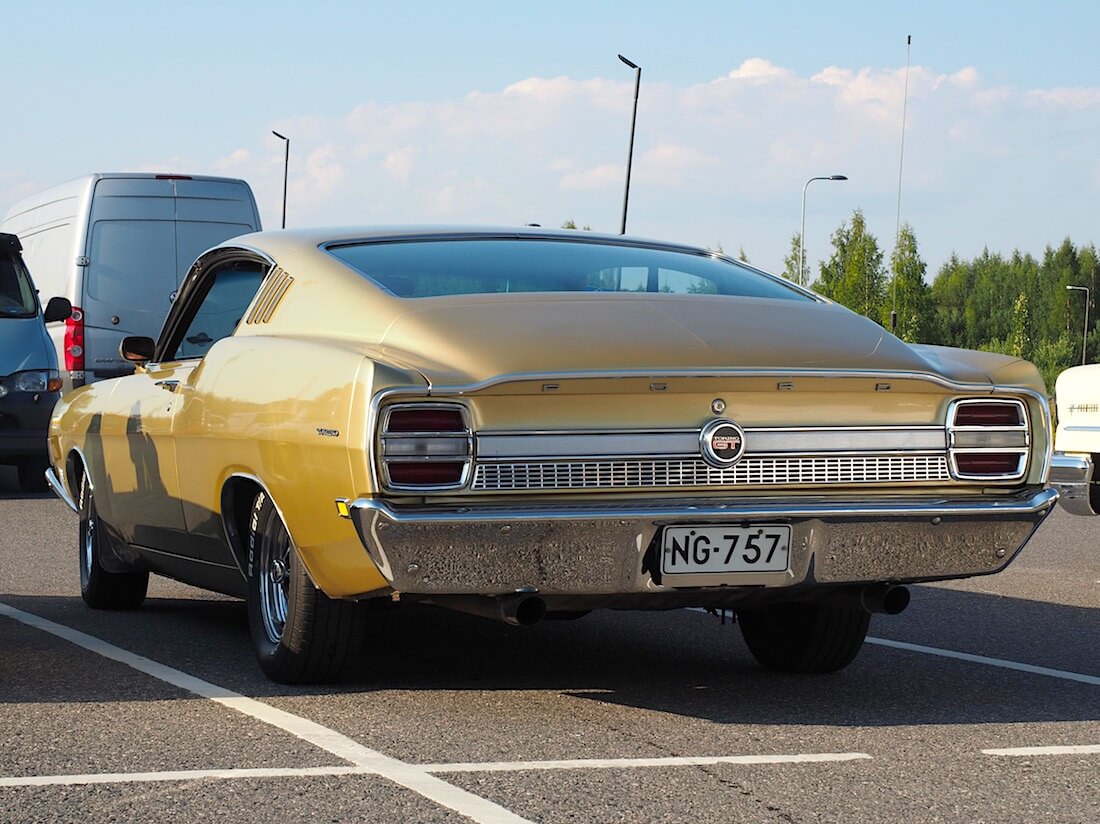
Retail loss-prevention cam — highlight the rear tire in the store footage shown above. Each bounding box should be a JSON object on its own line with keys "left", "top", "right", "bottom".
{"left": 17, "top": 457, "right": 50, "bottom": 493}
{"left": 78, "top": 471, "right": 148, "bottom": 609}
{"left": 245, "top": 491, "right": 366, "bottom": 684}
{"left": 738, "top": 602, "right": 870, "bottom": 674}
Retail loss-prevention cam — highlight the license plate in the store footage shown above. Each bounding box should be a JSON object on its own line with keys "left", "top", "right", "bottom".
{"left": 661, "top": 525, "right": 792, "bottom": 575}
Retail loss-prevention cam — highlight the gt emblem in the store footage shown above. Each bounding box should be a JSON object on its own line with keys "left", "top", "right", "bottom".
{"left": 699, "top": 418, "right": 747, "bottom": 467}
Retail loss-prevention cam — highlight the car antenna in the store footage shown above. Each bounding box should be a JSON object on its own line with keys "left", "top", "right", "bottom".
{"left": 891, "top": 34, "right": 912, "bottom": 334}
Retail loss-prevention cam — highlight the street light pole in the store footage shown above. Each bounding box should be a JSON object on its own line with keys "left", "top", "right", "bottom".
{"left": 1067, "top": 285, "right": 1091, "bottom": 365}
{"left": 799, "top": 174, "right": 847, "bottom": 287}
{"left": 618, "top": 54, "right": 641, "bottom": 235}
{"left": 272, "top": 130, "right": 290, "bottom": 229}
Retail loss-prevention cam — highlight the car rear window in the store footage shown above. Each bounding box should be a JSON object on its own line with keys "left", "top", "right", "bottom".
{"left": 326, "top": 238, "right": 814, "bottom": 302}
{"left": 0, "top": 253, "right": 38, "bottom": 317}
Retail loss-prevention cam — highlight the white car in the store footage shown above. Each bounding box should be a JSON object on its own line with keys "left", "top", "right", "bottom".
{"left": 1051, "top": 363, "right": 1099, "bottom": 515}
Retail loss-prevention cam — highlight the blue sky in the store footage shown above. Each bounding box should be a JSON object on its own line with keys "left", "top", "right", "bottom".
{"left": 3, "top": 1, "right": 1100, "bottom": 277}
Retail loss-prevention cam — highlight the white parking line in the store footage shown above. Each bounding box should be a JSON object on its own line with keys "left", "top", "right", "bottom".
{"left": 423, "top": 752, "right": 872, "bottom": 773}
{"left": 0, "top": 752, "right": 874, "bottom": 788}
{"left": 865, "top": 637, "right": 1100, "bottom": 687}
{"left": 0, "top": 601, "right": 532, "bottom": 824}
{"left": 982, "top": 745, "right": 1100, "bottom": 757}
{"left": 0, "top": 766, "right": 366, "bottom": 788}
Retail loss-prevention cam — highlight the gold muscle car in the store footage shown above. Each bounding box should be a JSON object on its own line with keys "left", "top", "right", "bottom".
{"left": 45, "top": 227, "right": 1058, "bottom": 683}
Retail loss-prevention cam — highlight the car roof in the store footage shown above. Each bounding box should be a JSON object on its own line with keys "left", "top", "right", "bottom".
{"left": 226, "top": 225, "right": 713, "bottom": 257}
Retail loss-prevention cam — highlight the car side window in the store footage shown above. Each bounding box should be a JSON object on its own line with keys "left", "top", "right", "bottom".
{"left": 167, "top": 262, "right": 266, "bottom": 360}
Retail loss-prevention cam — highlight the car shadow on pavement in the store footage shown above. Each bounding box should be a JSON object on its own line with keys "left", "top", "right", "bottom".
{"left": 2, "top": 584, "right": 1097, "bottom": 729}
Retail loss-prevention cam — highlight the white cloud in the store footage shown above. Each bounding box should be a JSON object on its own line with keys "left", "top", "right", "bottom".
{"left": 637, "top": 144, "right": 718, "bottom": 186}
{"left": 728, "top": 58, "right": 794, "bottom": 83}
{"left": 211, "top": 148, "right": 251, "bottom": 172}
{"left": 1026, "top": 87, "right": 1100, "bottom": 108}
{"left": 559, "top": 163, "right": 621, "bottom": 191}
{"left": 382, "top": 147, "right": 417, "bottom": 181}
{"left": 137, "top": 60, "right": 1100, "bottom": 275}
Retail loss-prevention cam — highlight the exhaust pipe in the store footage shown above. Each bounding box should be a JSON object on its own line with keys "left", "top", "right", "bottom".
{"left": 432, "top": 594, "right": 547, "bottom": 626}
{"left": 859, "top": 584, "right": 910, "bottom": 615}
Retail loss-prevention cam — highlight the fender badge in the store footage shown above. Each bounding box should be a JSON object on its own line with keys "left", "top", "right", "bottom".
{"left": 316, "top": 428, "right": 340, "bottom": 438}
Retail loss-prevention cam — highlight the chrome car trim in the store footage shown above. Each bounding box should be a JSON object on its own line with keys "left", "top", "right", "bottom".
{"left": 45, "top": 466, "right": 79, "bottom": 513}
{"left": 946, "top": 398, "right": 1030, "bottom": 482}
{"left": 367, "top": 372, "right": 1053, "bottom": 492}
{"left": 474, "top": 427, "right": 949, "bottom": 460}
{"left": 347, "top": 489, "right": 1056, "bottom": 595}
{"left": 1049, "top": 452, "right": 1096, "bottom": 516}
{"left": 377, "top": 401, "right": 474, "bottom": 492}
{"left": 470, "top": 454, "right": 953, "bottom": 492}
{"left": 350, "top": 487, "right": 1058, "bottom": 524}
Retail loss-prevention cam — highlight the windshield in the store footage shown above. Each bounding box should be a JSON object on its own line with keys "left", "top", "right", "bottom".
{"left": 327, "top": 238, "right": 815, "bottom": 302}
{"left": 0, "top": 253, "right": 38, "bottom": 317}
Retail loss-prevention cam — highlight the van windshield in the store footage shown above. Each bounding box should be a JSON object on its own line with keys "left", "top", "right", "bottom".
{"left": 0, "top": 253, "right": 38, "bottom": 317}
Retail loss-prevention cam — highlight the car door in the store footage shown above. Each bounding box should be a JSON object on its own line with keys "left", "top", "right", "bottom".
{"left": 152, "top": 251, "right": 270, "bottom": 566}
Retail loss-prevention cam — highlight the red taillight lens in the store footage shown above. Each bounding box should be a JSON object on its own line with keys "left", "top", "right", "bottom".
{"left": 953, "top": 402, "right": 1023, "bottom": 427}
{"left": 954, "top": 453, "right": 1023, "bottom": 475}
{"left": 381, "top": 404, "right": 471, "bottom": 489}
{"left": 386, "top": 462, "right": 466, "bottom": 486}
{"left": 387, "top": 407, "right": 466, "bottom": 432}
{"left": 64, "top": 306, "right": 85, "bottom": 373}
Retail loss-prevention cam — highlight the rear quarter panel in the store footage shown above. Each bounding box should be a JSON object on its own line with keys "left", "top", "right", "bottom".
{"left": 174, "top": 334, "right": 424, "bottom": 597}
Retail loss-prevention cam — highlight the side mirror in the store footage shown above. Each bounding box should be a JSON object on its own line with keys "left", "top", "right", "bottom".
{"left": 120, "top": 336, "right": 155, "bottom": 364}
{"left": 43, "top": 296, "right": 72, "bottom": 323}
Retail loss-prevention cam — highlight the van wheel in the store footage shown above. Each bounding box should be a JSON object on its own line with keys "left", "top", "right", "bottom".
{"left": 17, "top": 458, "right": 50, "bottom": 493}
{"left": 245, "top": 491, "right": 366, "bottom": 684}
{"left": 738, "top": 602, "right": 870, "bottom": 674}
{"left": 78, "top": 471, "right": 148, "bottom": 609}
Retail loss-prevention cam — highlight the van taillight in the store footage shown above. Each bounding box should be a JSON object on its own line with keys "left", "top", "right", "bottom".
{"left": 64, "top": 307, "right": 85, "bottom": 373}
{"left": 380, "top": 404, "right": 472, "bottom": 491}
{"left": 154, "top": 174, "right": 193, "bottom": 180}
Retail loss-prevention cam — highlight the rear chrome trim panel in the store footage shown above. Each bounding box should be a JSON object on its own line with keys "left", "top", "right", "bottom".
{"left": 475, "top": 426, "right": 948, "bottom": 460}
{"left": 368, "top": 370, "right": 1054, "bottom": 492}
{"left": 471, "top": 454, "right": 952, "bottom": 492}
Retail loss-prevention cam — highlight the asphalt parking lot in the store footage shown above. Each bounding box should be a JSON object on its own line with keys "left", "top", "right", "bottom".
{"left": 1, "top": 464, "right": 1097, "bottom": 823}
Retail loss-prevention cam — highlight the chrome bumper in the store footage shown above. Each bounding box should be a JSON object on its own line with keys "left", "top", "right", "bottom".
{"left": 348, "top": 489, "right": 1058, "bottom": 596}
{"left": 1050, "top": 452, "right": 1096, "bottom": 516}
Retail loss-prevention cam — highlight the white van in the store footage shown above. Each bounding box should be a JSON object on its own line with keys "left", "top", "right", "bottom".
{"left": 1, "top": 173, "right": 261, "bottom": 387}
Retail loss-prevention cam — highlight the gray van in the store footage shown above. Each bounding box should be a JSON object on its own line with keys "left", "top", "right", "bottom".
{"left": 0, "top": 232, "right": 71, "bottom": 491}
{"left": 1, "top": 173, "right": 260, "bottom": 387}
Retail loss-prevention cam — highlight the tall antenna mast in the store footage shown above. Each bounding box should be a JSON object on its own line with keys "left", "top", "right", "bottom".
{"left": 892, "top": 34, "right": 912, "bottom": 333}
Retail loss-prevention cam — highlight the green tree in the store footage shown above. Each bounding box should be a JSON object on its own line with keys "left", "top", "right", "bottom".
{"left": 814, "top": 209, "right": 887, "bottom": 320}
{"left": 781, "top": 232, "right": 807, "bottom": 285}
{"left": 1010, "top": 291, "right": 1031, "bottom": 360}
{"left": 886, "top": 223, "right": 931, "bottom": 342}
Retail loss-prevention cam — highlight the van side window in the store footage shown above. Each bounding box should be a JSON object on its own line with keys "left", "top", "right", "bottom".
{"left": 168, "top": 263, "right": 266, "bottom": 360}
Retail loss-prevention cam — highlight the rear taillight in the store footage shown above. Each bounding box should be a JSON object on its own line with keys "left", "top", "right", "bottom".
{"left": 380, "top": 403, "right": 472, "bottom": 491}
{"left": 64, "top": 306, "right": 85, "bottom": 374}
{"left": 947, "top": 398, "right": 1029, "bottom": 481}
